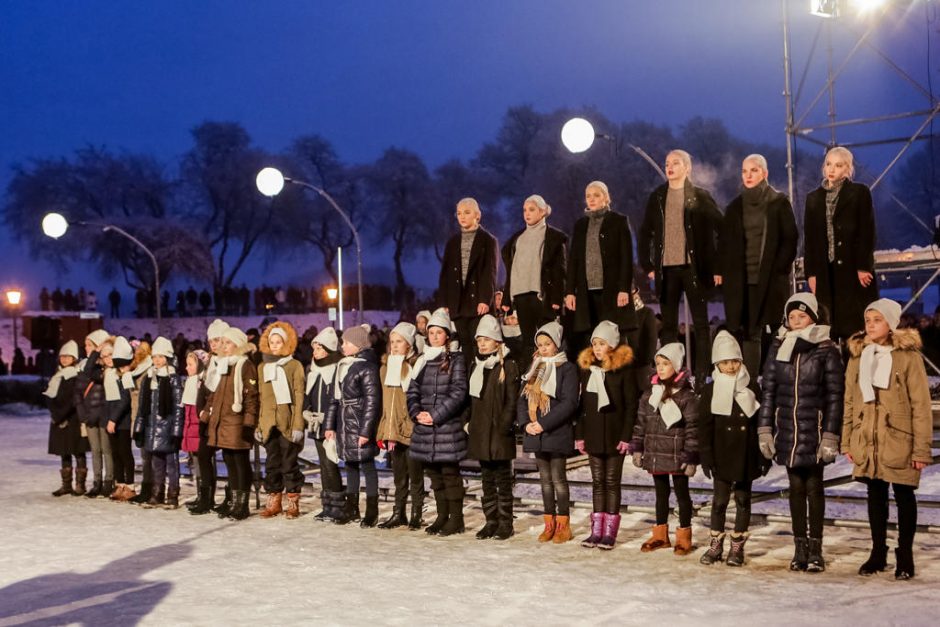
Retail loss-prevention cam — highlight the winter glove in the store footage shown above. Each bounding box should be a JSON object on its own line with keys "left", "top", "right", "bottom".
{"left": 683, "top": 464, "right": 697, "bottom": 477}
{"left": 254, "top": 429, "right": 264, "bottom": 444}
{"left": 377, "top": 439, "right": 386, "bottom": 450}
{"left": 290, "top": 430, "right": 304, "bottom": 444}
{"left": 616, "top": 441, "right": 631, "bottom": 455}
{"left": 817, "top": 432, "right": 840, "bottom": 464}
{"left": 758, "top": 430, "right": 776, "bottom": 460}
{"left": 632, "top": 452, "right": 643, "bottom": 468}
{"left": 134, "top": 432, "right": 144, "bottom": 448}
{"left": 701, "top": 464, "right": 712, "bottom": 480}
{"left": 575, "top": 439, "right": 586, "bottom": 455}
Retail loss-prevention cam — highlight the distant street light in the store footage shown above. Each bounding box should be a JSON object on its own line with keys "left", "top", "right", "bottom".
{"left": 41, "top": 213, "right": 162, "bottom": 327}
{"left": 561, "top": 117, "right": 667, "bottom": 181}
{"left": 5, "top": 289, "right": 23, "bottom": 351}
{"left": 326, "top": 287, "right": 338, "bottom": 300}
{"left": 255, "top": 167, "right": 363, "bottom": 324}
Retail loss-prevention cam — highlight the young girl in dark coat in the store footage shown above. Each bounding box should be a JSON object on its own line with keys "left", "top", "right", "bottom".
{"left": 575, "top": 320, "right": 637, "bottom": 550}
{"left": 104, "top": 337, "right": 137, "bottom": 502}
{"left": 517, "top": 321, "right": 579, "bottom": 544}
{"left": 45, "top": 340, "right": 88, "bottom": 497}
{"left": 407, "top": 308, "right": 469, "bottom": 536}
{"left": 325, "top": 325, "right": 382, "bottom": 527}
{"left": 76, "top": 329, "right": 112, "bottom": 498}
{"left": 467, "top": 314, "right": 520, "bottom": 540}
{"left": 304, "top": 327, "right": 344, "bottom": 521}
{"left": 632, "top": 342, "right": 699, "bottom": 556}
{"left": 699, "top": 331, "right": 767, "bottom": 567}
{"left": 758, "top": 292, "right": 843, "bottom": 572}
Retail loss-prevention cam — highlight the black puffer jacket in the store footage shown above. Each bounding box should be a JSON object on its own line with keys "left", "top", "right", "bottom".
{"left": 631, "top": 372, "right": 699, "bottom": 474}
{"left": 74, "top": 354, "right": 107, "bottom": 427}
{"left": 757, "top": 335, "right": 844, "bottom": 468}
{"left": 699, "top": 382, "right": 770, "bottom": 482}
{"left": 134, "top": 372, "right": 184, "bottom": 453}
{"left": 325, "top": 349, "right": 381, "bottom": 463}
{"left": 407, "top": 351, "right": 468, "bottom": 463}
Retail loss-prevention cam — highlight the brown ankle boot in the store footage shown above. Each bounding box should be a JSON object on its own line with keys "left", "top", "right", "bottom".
{"left": 285, "top": 493, "right": 301, "bottom": 519}
{"left": 641, "top": 524, "right": 671, "bottom": 552}
{"left": 674, "top": 527, "right": 693, "bottom": 556}
{"left": 538, "top": 515, "right": 556, "bottom": 542}
{"left": 73, "top": 468, "right": 87, "bottom": 496}
{"left": 260, "top": 493, "right": 283, "bottom": 518}
{"left": 552, "top": 515, "right": 572, "bottom": 544}
{"left": 53, "top": 468, "right": 74, "bottom": 497}
{"left": 109, "top": 483, "right": 124, "bottom": 500}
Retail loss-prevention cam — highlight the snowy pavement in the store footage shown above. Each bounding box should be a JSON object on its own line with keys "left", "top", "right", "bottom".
{"left": 1, "top": 406, "right": 938, "bottom": 626}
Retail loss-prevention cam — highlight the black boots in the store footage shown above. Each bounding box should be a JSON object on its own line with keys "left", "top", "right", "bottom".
{"left": 333, "top": 493, "right": 361, "bottom": 525}
{"left": 700, "top": 532, "right": 726, "bottom": 565}
{"left": 214, "top": 486, "right": 233, "bottom": 518}
{"left": 425, "top": 492, "right": 449, "bottom": 535}
{"left": 475, "top": 492, "right": 498, "bottom": 540}
{"left": 726, "top": 533, "right": 748, "bottom": 567}
{"left": 144, "top": 486, "right": 166, "bottom": 509}
{"left": 227, "top": 490, "right": 251, "bottom": 521}
{"left": 408, "top": 498, "right": 424, "bottom": 530}
{"left": 895, "top": 547, "right": 915, "bottom": 580}
{"left": 360, "top": 495, "right": 380, "bottom": 528}
{"left": 130, "top": 482, "right": 152, "bottom": 504}
{"left": 314, "top": 490, "right": 335, "bottom": 521}
{"left": 85, "top": 480, "right": 103, "bottom": 498}
{"left": 806, "top": 538, "right": 825, "bottom": 572}
{"left": 53, "top": 468, "right": 74, "bottom": 497}
{"left": 438, "top": 487, "right": 465, "bottom": 537}
{"left": 378, "top": 504, "right": 408, "bottom": 529}
{"left": 190, "top": 482, "right": 214, "bottom": 515}
{"left": 493, "top": 490, "right": 514, "bottom": 540}
{"left": 790, "top": 537, "right": 809, "bottom": 571}
{"left": 185, "top": 478, "right": 202, "bottom": 509}
{"left": 858, "top": 545, "right": 888, "bottom": 576}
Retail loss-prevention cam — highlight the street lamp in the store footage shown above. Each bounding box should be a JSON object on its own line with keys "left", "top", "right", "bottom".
{"left": 326, "top": 287, "right": 338, "bottom": 300}
{"left": 256, "top": 167, "right": 364, "bottom": 324}
{"left": 5, "top": 289, "right": 22, "bottom": 351}
{"left": 41, "top": 213, "right": 162, "bottom": 327}
{"left": 561, "top": 117, "right": 667, "bottom": 181}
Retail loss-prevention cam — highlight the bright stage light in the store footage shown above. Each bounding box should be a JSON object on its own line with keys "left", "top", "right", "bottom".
{"left": 41, "top": 212, "right": 69, "bottom": 239}
{"left": 561, "top": 118, "right": 596, "bottom": 153}
{"left": 851, "top": 0, "right": 887, "bottom": 14}
{"left": 256, "top": 167, "right": 285, "bottom": 197}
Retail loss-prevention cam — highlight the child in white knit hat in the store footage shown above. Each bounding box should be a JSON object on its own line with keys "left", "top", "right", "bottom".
{"left": 45, "top": 340, "right": 89, "bottom": 497}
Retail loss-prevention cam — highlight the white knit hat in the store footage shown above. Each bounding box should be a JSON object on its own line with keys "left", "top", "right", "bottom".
{"left": 222, "top": 327, "right": 248, "bottom": 349}
{"left": 268, "top": 327, "right": 288, "bottom": 342}
{"left": 86, "top": 329, "right": 110, "bottom": 347}
{"left": 416, "top": 310, "right": 431, "bottom": 324}
{"left": 428, "top": 307, "right": 452, "bottom": 332}
{"left": 151, "top": 336, "right": 174, "bottom": 358}
{"left": 865, "top": 298, "right": 902, "bottom": 331}
{"left": 656, "top": 342, "right": 686, "bottom": 371}
{"left": 59, "top": 340, "right": 79, "bottom": 359}
{"left": 312, "top": 327, "right": 339, "bottom": 352}
{"left": 475, "top": 314, "right": 503, "bottom": 342}
{"left": 785, "top": 292, "right": 819, "bottom": 323}
{"left": 206, "top": 319, "right": 230, "bottom": 340}
{"left": 591, "top": 320, "right": 620, "bottom": 349}
{"left": 711, "top": 330, "right": 742, "bottom": 364}
{"left": 535, "top": 321, "right": 563, "bottom": 349}
{"left": 390, "top": 322, "right": 417, "bottom": 347}
{"left": 112, "top": 336, "right": 134, "bottom": 362}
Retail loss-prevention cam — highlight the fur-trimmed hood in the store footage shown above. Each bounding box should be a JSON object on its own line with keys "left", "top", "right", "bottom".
{"left": 847, "top": 328, "right": 922, "bottom": 358}
{"left": 577, "top": 344, "right": 634, "bottom": 372}
{"left": 259, "top": 321, "right": 298, "bottom": 357}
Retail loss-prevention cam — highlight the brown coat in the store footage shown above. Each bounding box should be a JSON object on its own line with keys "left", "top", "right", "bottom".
{"left": 257, "top": 322, "right": 305, "bottom": 441}
{"left": 842, "top": 329, "right": 933, "bottom": 487}
{"left": 376, "top": 354, "right": 416, "bottom": 445}
{"left": 202, "top": 357, "right": 260, "bottom": 450}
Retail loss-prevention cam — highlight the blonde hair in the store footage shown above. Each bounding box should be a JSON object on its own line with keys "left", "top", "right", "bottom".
{"left": 585, "top": 181, "right": 611, "bottom": 207}
{"left": 823, "top": 146, "right": 855, "bottom": 179}
{"left": 524, "top": 194, "right": 552, "bottom": 216}
{"left": 667, "top": 149, "right": 693, "bottom": 183}
{"left": 743, "top": 153, "right": 768, "bottom": 173}
{"left": 456, "top": 197, "right": 482, "bottom": 219}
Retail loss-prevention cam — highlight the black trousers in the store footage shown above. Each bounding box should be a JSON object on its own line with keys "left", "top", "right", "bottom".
{"left": 588, "top": 453, "right": 625, "bottom": 514}
{"left": 423, "top": 461, "right": 463, "bottom": 501}
{"left": 739, "top": 284, "right": 766, "bottom": 378}
{"left": 390, "top": 443, "right": 424, "bottom": 508}
{"left": 479, "top": 459, "right": 513, "bottom": 513}
{"left": 197, "top": 433, "right": 218, "bottom": 492}
{"left": 787, "top": 464, "right": 825, "bottom": 538}
{"left": 865, "top": 478, "right": 917, "bottom": 551}
{"left": 345, "top": 459, "right": 378, "bottom": 497}
{"left": 222, "top": 449, "right": 251, "bottom": 491}
{"left": 710, "top": 478, "right": 752, "bottom": 533}
{"left": 454, "top": 315, "right": 481, "bottom": 358}
{"left": 659, "top": 265, "right": 711, "bottom": 380}
{"left": 512, "top": 292, "right": 553, "bottom": 370}
{"left": 313, "top": 437, "right": 343, "bottom": 492}
{"left": 108, "top": 430, "right": 135, "bottom": 484}
{"left": 262, "top": 428, "right": 304, "bottom": 493}
{"left": 534, "top": 453, "right": 569, "bottom": 516}
{"left": 654, "top": 474, "right": 692, "bottom": 527}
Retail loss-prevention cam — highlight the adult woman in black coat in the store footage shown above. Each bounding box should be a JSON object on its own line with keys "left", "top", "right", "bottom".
{"left": 803, "top": 146, "right": 878, "bottom": 342}
{"left": 407, "top": 309, "right": 469, "bottom": 536}
{"left": 45, "top": 340, "right": 88, "bottom": 497}
{"left": 565, "top": 181, "right": 636, "bottom": 353}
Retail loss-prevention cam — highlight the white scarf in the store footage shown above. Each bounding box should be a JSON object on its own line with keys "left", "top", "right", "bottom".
{"left": 263, "top": 356, "right": 294, "bottom": 405}
{"left": 181, "top": 373, "right": 202, "bottom": 406}
{"left": 384, "top": 354, "right": 413, "bottom": 393}
{"left": 469, "top": 345, "right": 509, "bottom": 398}
{"left": 306, "top": 361, "right": 337, "bottom": 395}
{"left": 223, "top": 356, "right": 248, "bottom": 413}
{"left": 859, "top": 342, "right": 894, "bottom": 403}
{"left": 149, "top": 365, "right": 176, "bottom": 390}
{"left": 43, "top": 366, "right": 78, "bottom": 399}
{"left": 104, "top": 367, "right": 122, "bottom": 401}
{"left": 649, "top": 379, "right": 683, "bottom": 428}
{"left": 122, "top": 356, "right": 151, "bottom": 391}
{"left": 409, "top": 346, "right": 445, "bottom": 389}
{"left": 204, "top": 355, "right": 222, "bottom": 392}
{"left": 710, "top": 367, "right": 759, "bottom": 418}
{"left": 776, "top": 324, "right": 831, "bottom": 362}
{"left": 522, "top": 352, "right": 568, "bottom": 399}
{"left": 333, "top": 356, "right": 365, "bottom": 401}
{"left": 585, "top": 365, "right": 610, "bottom": 410}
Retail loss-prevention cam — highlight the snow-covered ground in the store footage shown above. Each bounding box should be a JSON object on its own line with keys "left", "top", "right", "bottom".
{"left": 1, "top": 404, "right": 938, "bottom": 626}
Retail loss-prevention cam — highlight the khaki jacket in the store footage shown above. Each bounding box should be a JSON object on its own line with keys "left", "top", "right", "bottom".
{"left": 258, "top": 358, "right": 306, "bottom": 442}
{"left": 376, "top": 356, "right": 415, "bottom": 445}
{"left": 202, "top": 358, "right": 259, "bottom": 450}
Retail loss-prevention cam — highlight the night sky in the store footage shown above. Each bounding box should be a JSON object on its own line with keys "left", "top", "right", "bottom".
{"left": 1, "top": 0, "right": 933, "bottom": 305}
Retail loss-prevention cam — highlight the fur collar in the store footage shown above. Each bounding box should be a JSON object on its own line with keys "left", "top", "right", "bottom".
{"left": 577, "top": 344, "right": 634, "bottom": 372}
{"left": 847, "top": 328, "right": 922, "bottom": 358}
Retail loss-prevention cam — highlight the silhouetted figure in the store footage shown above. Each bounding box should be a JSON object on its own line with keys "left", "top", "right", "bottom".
{"left": 108, "top": 288, "right": 121, "bottom": 318}
{"left": 51, "top": 287, "right": 63, "bottom": 311}
{"left": 199, "top": 289, "right": 211, "bottom": 315}
{"left": 40, "top": 287, "right": 50, "bottom": 311}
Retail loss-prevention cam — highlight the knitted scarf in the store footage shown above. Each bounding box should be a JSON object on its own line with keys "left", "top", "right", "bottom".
{"left": 710, "top": 366, "right": 759, "bottom": 418}
{"left": 859, "top": 342, "right": 894, "bottom": 403}
{"left": 522, "top": 352, "right": 568, "bottom": 422}
{"left": 263, "top": 355, "right": 294, "bottom": 405}
{"left": 469, "top": 345, "right": 508, "bottom": 398}
{"left": 43, "top": 365, "right": 78, "bottom": 399}
{"left": 776, "top": 324, "right": 831, "bottom": 362}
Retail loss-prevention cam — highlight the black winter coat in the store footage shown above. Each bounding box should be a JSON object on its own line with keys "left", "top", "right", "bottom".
{"left": 438, "top": 227, "right": 499, "bottom": 319}
{"left": 720, "top": 189, "right": 798, "bottom": 331}
{"left": 575, "top": 346, "right": 638, "bottom": 456}
{"left": 698, "top": 382, "right": 770, "bottom": 482}
{"left": 638, "top": 180, "right": 723, "bottom": 296}
{"left": 407, "top": 351, "right": 468, "bottom": 463}
{"left": 516, "top": 361, "right": 579, "bottom": 455}
{"left": 566, "top": 210, "right": 636, "bottom": 333}
{"left": 467, "top": 356, "right": 520, "bottom": 462}
{"left": 324, "top": 349, "right": 381, "bottom": 463}
{"left": 47, "top": 375, "right": 89, "bottom": 456}
{"left": 502, "top": 224, "right": 568, "bottom": 317}
{"left": 803, "top": 180, "right": 878, "bottom": 340}
{"left": 134, "top": 372, "right": 184, "bottom": 453}
{"left": 74, "top": 354, "right": 107, "bottom": 427}
{"left": 757, "top": 336, "right": 844, "bottom": 468}
{"left": 631, "top": 373, "right": 699, "bottom": 474}
{"left": 106, "top": 384, "right": 132, "bottom": 431}
{"left": 303, "top": 364, "right": 335, "bottom": 441}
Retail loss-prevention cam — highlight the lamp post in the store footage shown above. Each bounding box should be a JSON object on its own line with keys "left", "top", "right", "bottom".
{"left": 561, "top": 117, "right": 667, "bottom": 181}
{"left": 41, "top": 213, "right": 161, "bottom": 327}
{"left": 5, "top": 289, "right": 22, "bottom": 351}
{"left": 256, "top": 167, "right": 364, "bottom": 324}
